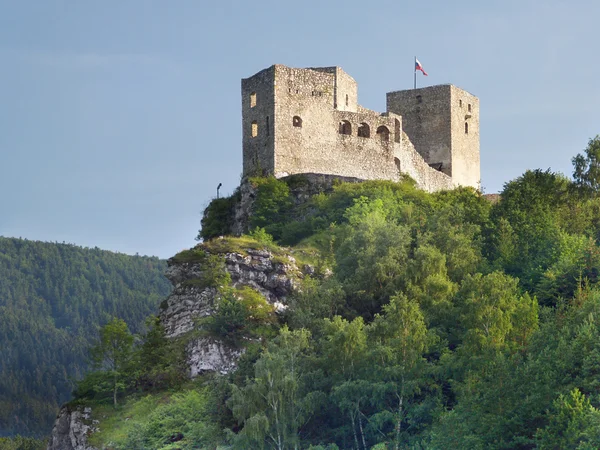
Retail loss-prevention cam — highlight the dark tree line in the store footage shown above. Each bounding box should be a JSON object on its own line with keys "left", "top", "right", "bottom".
{"left": 0, "top": 237, "right": 171, "bottom": 437}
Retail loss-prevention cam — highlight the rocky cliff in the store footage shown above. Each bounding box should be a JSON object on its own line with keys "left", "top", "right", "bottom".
{"left": 47, "top": 406, "right": 98, "bottom": 450}
{"left": 160, "top": 238, "right": 301, "bottom": 375}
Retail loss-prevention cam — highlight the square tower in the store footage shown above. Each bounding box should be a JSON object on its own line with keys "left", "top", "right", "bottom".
{"left": 386, "top": 85, "right": 480, "bottom": 189}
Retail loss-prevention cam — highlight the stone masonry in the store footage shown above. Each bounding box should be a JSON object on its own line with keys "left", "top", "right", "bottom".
{"left": 241, "top": 64, "right": 480, "bottom": 192}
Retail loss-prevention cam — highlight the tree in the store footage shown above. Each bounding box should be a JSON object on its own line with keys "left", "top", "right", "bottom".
{"left": 573, "top": 136, "right": 600, "bottom": 197}
{"left": 367, "top": 294, "right": 432, "bottom": 449}
{"left": 228, "top": 327, "right": 321, "bottom": 450}
{"left": 90, "top": 317, "right": 134, "bottom": 407}
{"left": 537, "top": 389, "right": 600, "bottom": 449}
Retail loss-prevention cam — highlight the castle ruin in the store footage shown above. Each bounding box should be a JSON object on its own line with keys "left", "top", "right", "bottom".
{"left": 241, "top": 65, "right": 480, "bottom": 192}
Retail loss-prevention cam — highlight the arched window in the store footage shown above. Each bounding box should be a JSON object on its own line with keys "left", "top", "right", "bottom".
{"left": 339, "top": 120, "right": 352, "bottom": 135}
{"left": 464, "top": 122, "right": 469, "bottom": 134}
{"left": 376, "top": 125, "right": 390, "bottom": 142}
{"left": 293, "top": 116, "right": 302, "bottom": 128}
{"left": 251, "top": 120, "right": 258, "bottom": 137}
{"left": 250, "top": 92, "right": 257, "bottom": 108}
{"left": 394, "top": 119, "right": 401, "bottom": 143}
{"left": 358, "top": 122, "right": 370, "bottom": 138}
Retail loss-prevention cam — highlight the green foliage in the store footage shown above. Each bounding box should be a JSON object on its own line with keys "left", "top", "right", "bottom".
{"left": 573, "top": 136, "right": 600, "bottom": 198}
{"left": 249, "top": 226, "right": 275, "bottom": 245}
{"left": 227, "top": 327, "right": 322, "bottom": 450}
{"left": 202, "top": 286, "right": 276, "bottom": 344}
{"left": 249, "top": 176, "right": 294, "bottom": 239}
{"left": 85, "top": 388, "right": 221, "bottom": 449}
{"left": 537, "top": 389, "right": 600, "bottom": 449}
{"left": 89, "top": 318, "right": 135, "bottom": 407}
{"left": 0, "top": 237, "right": 170, "bottom": 437}
{"left": 199, "top": 191, "right": 239, "bottom": 240}
{"left": 135, "top": 316, "right": 187, "bottom": 391}
{"left": 0, "top": 436, "right": 46, "bottom": 450}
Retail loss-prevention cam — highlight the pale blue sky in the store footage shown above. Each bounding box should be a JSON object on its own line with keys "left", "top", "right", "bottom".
{"left": 1, "top": 0, "right": 599, "bottom": 258}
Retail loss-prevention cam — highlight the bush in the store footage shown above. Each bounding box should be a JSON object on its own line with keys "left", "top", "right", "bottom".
{"left": 199, "top": 191, "right": 239, "bottom": 241}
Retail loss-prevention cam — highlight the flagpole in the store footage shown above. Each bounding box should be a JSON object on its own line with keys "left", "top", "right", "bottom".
{"left": 414, "top": 56, "right": 417, "bottom": 89}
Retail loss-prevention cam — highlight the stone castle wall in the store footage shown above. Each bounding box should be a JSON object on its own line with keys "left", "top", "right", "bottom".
{"left": 241, "top": 65, "right": 479, "bottom": 192}
{"left": 387, "top": 84, "right": 481, "bottom": 188}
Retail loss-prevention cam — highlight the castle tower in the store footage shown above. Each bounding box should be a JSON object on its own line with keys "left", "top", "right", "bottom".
{"left": 386, "top": 85, "right": 480, "bottom": 189}
{"left": 241, "top": 66, "right": 277, "bottom": 177}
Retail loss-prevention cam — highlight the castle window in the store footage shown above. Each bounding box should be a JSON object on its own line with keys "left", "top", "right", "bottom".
{"left": 394, "top": 119, "right": 401, "bottom": 143}
{"left": 251, "top": 120, "right": 258, "bottom": 137}
{"left": 459, "top": 99, "right": 462, "bottom": 107}
{"left": 250, "top": 92, "right": 257, "bottom": 108}
{"left": 376, "top": 125, "right": 390, "bottom": 142}
{"left": 468, "top": 104, "right": 472, "bottom": 112}
{"left": 416, "top": 95, "right": 422, "bottom": 104}
{"left": 358, "top": 122, "right": 370, "bottom": 138}
{"left": 345, "top": 94, "right": 349, "bottom": 107}
{"left": 293, "top": 116, "right": 302, "bottom": 128}
{"left": 464, "top": 122, "right": 469, "bottom": 134}
{"left": 266, "top": 116, "right": 270, "bottom": 136}
{"left": 339, "top": 120, "right": 352, "bottom": 135}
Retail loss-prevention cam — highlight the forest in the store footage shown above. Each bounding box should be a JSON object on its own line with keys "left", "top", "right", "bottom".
{"left": 63, "top": 136, "right": 600, "bottom": 449}
{"left": 0, "top": 238, "right": 171, "bottom": 438}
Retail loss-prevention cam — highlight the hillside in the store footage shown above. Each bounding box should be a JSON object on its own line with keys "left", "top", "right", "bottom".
{"left": 0, "top": 237, "right": 172, "bottom": 438}
{"left": 49, "top": 137, "right": 600, "bottom": 449}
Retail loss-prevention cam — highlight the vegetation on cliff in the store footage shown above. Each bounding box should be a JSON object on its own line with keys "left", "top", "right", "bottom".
{"left": 0, "top": 238, "right": 172, "bottom": 438}
{"left": 65, "top": 136, "right": 600, "bottom": 448}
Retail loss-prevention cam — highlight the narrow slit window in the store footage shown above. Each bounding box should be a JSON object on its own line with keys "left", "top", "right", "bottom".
{"left": 266, "top": 116, "right": 270, "bottom": 136}
{"left": 464, "top": 122, "right": 469, "bottom": 134}
{"left": 459, "top": 99, "right": 463, "bottom": 107}
{"left": 468, "top": 104, "right": 472, "bottom": 112}
{"left": 250, "top": 92, "right": 257, "bottom": 108}
{"left": 293, "top": 116, "right": 302, "bottom": 128}
{"left": 345, "top": 94, "right": 349, "bottom": 107}
{"left": 251, "top": 120, "right": 258, "bottom": 137}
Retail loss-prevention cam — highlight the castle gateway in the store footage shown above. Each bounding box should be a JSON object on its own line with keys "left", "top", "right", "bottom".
{"left": 241, "top": 65, "right": 480, "bottom": 192}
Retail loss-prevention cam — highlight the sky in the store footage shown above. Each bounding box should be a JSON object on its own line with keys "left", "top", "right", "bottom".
{"left": 1, "top": 0, "right": 599, "bottom": 259}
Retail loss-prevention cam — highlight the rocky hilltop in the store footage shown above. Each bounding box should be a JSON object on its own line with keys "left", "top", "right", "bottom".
{"left": 47, "top": 236, "right": 306, "bottom": 449}
{"left": 160, "top": 238, "right": 301, "bottom": 375}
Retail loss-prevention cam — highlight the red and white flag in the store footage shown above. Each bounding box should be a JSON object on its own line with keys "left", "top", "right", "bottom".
{"left": 415, "top": 58, "right": 428, "bottom": 76}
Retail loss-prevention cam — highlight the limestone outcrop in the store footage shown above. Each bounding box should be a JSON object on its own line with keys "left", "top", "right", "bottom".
{"left": 47, "top": 406, "right": 98, "bottom": 450}
{"left": 159, "top": 240, "right": 301, "bottom": 375}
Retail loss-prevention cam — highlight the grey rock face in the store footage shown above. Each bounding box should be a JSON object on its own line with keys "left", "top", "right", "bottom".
{"left": 47, "top": 406, "right": 97, "bottom": 450}
{"left": 187, "top": 336, "right": 245, "bottom": 376}
{"left": 161, "top": 285, "right": 217, "bottom": 338}
{"left": 159, "top": 243, "right": 300, "bottom": 375}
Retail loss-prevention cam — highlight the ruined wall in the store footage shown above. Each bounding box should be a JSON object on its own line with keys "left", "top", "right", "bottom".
{"left": 272, "top": 65, "right": 403, "bottom": 181}
{"left": 241, "top": 66, "right": 276, "bottom": 176}
{"left": 397, "top": 132, "right": 454, "bottom": 192}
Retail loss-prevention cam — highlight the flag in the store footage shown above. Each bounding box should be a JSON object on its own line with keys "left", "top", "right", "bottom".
{"left": 415, "top": 59, "right": 428, "bottom": 76}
